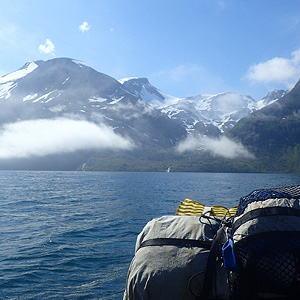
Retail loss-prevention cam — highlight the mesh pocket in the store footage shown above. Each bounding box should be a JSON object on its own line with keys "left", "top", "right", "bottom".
{"left": 236, "top": 185, "right": 300, "bottom": 216}
{"left": 234, "top": 232, "right": 300, "bottom": 295}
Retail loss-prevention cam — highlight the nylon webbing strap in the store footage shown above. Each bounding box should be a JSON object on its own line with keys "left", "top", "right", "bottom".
{"left": 199, "top": 227, "right": 226, "bottom": 300}
{"left": 138, "top": 238, "right": 212, "bottom": 251}
{"left": 232, "top": 207, "right": 300, "bottom": 234}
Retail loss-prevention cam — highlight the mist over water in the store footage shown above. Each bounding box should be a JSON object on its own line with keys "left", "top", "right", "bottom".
{"left": 176, "top": 135, "right": 254, "bottom": 159}
{"left": 0, "top": 118, "right": 134, "bottom": 159}
{"left": 0, "top": 171, "right": 299, "bottom": 299}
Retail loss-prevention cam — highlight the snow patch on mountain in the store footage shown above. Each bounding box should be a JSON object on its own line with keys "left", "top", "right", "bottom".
{"left": 152, "top": 92, "right": 258, "bottom": 133}
{"left": 0, "top": 82, "right": 18, "bottom": 99}
{"left": 0, "top": 62, "right": 38, "bottom": 84}
{"left": 89, "top": 97, "right": 107, "bottom": 103}
{"left": 118, "top": 77, "right": 139, "bottom": 84}
{"left": 72, "top": 60, "right": 90, "bottom": 68}
{"left": 119, "top": 77, "right": 166, "bottom": 104}
{"left": 23, "top": 93, "right": 38, "bottom": 101}
{"left": 109, "top": 96, "right": 124, "bottom": 105}
{"left": 256, "top": 89, "right": 285, "bottom": 109}
{"left": 62, "top": 77, "right": 70, "bottom": 85}
{"left": 32, "top": 90, "right": 58, "bottom": 103}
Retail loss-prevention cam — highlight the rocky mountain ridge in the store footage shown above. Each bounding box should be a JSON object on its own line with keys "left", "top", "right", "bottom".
{"left": 0, "top": 57, "right": 293, "bottom": 171}
{"left": 0, "top": 58, "right": 187, "bottom": 148}
{"left": 119, "top": 77, "right": 285, "bottom": 135}
{"left": 1, "top": 58, "right": 284, "bottom": 134}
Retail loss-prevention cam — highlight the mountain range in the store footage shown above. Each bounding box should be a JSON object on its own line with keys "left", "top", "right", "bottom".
{"left": 0, "top": 57, "right": 297, "bottom": 172}
{"left": 119, "top": 77, "right": 285, "bottom": 134}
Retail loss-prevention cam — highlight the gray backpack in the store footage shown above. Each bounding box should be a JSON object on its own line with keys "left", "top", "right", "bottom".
{"left": 123, "top": 215, "right": 230, "bottom": 300}
{"left": 227, "top": 186, "right": 300, "bottom": 299}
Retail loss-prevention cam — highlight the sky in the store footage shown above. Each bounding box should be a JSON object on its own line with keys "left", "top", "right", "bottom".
{"left": 1, "top": 0, "right": 300, "bottom": 101}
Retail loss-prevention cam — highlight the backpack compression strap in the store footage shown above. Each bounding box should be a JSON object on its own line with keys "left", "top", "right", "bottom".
{"left": 198, "top": 226, "right": 227, "bottom": 300}
{"left": 232, "top": 206, "right": 300, "bottom": 233}
{"left": 138, "top": 238, "right": 212, "bottom": 251}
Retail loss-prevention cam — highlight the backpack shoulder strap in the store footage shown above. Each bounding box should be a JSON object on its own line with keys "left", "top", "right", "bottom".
{"left": 198, "top": 226, "right": 227, "bottom": 300}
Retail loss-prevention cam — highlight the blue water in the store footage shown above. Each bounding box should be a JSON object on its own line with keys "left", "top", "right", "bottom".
{"left": 0, "top": 171, "right": 300, "bottom": 299}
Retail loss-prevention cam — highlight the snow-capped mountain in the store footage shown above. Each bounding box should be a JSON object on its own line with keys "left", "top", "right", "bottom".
{"left": 119, "top": 77, "right": 284, "bottom": 135}
{"left": 229, "top": 78, "right": 300, "bottom": 172}
{"left": 119, "top": 77, "right": 165, "bottom": 104}
{"left": 256, "top": 89, "right": 285, "bottom": 109}
{"left": 0, "top": 58, "right": 186, "bottom": 148}
{"left": 0, "top": 57, "right": 286, "bottom": 142}
{"left": 0, "top": 57, "right": 291, "bottom": 170}
{"left": 158, "top": 93, "right": 258, "bottom": 135}
{"left": 1, "top": 58, "right": 282, "bottom": 139}
{"left": 119, "top": 77, "right": 178, "bottom": 107}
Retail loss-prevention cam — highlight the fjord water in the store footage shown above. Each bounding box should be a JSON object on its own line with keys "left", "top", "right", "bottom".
{"left": 0, "top": 171, "right": 300, "bottom": 299}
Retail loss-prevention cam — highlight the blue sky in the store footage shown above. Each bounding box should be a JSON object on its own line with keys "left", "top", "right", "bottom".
{"left": 1, "top": 0, "right": 300, "bottom": 100}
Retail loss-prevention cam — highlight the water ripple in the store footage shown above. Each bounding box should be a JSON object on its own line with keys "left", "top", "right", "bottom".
{"left": 0, "top": 171, "right": 300, "bottom": 299}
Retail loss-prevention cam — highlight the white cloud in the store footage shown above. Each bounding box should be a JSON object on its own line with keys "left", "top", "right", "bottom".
{"left": 0, "top": 118, "right": 134, "bottom": 159}
{"left": 79, "top": 21, "right": 91, "bottom": 33}
{"left": 176, "top": 135, "right": 254, "bottom": 159}
{"left": 246, "top": 49, "right": 300, "bottom": 88}
{"left": 39, "top": 39, "right": 55, "bottom": 54}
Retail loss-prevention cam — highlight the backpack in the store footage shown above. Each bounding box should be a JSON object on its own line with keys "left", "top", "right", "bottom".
{"left": 226, "top": 185, "right": 300, "bottom": 299}
{"left": 123, "top": 215, "right": 230, "bottom": 300}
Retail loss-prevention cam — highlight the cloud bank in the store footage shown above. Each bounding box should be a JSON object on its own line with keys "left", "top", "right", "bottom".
{"left": 247, "top": 49, "right": 300, "bottom": 89}
{"left": 0, "top": 118, "right": 134, "bottom": 159}
{"left": 176, "top": 135, "right": 254, "bottom": 159}
{"left": 39, "top": 39, "right": 55, "bottom": 54}
{"left": 79, "top": 21, "right": 91, "bottom": 33}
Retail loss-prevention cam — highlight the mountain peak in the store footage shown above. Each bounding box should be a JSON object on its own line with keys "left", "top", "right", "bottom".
{"left": 0, "top": 61, "right": 39, "bottom": 84}
{"left": 119, "top": 77, "right": 149, "bottom": 84}
{"left": 0, "top": 57, "right": 294, "bottom": 137}
{"left": 119, "top": 76, "right": 165, "bottom": 103}
{"left": 256, "top": 89, "right": 285, "bottom": 109}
